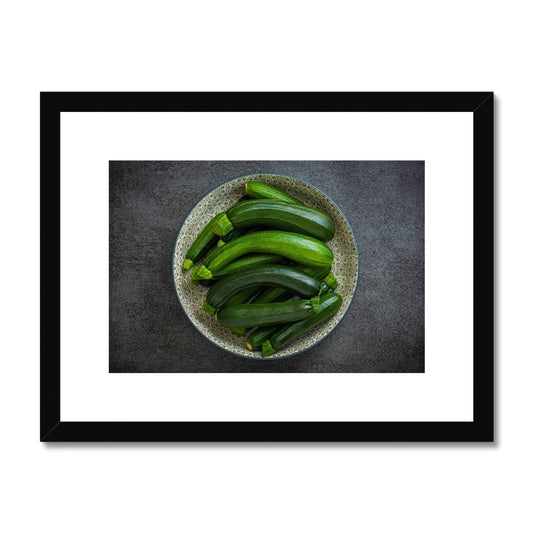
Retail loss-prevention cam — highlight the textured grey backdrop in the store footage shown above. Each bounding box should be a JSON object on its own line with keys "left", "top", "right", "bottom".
{"left": 109, "top": 161, "right": 424, "bottom": 373}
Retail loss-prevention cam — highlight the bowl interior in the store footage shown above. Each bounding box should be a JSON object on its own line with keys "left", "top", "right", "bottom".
{"left": 172, "top": 174, "right": 359, "bottom": 359}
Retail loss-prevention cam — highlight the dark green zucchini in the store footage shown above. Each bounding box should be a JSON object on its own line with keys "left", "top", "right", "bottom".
{"left": 216, "top": 297, "right": 320, "bottom": 329}
{"left": 248, "top": 264, "right": 336, "bottom": 305}
{"left": 182, "top": 212, "right": 226, "bottom": 270}
{"left": 224, "top": 286, "right": 259, "bottom": 306}
{"left": 222, "top": 286, "right": 261, "bottom": 335}
{"left": 246, "top": 325, "right": 280, "bottom": 351}
{"left": 251, "top": 286, "right": 293, "bottom": 306}
{"left": 195, "top": 231, "right": 333, "bottom": 280}
{"left": 213, "top": 200, "right": 335, "bottom": 242}
{"left": 244, "top": 264, "right": 337, "bottom": 343}
{"left": 190, "top": 253, "right": 285, "bottom": 283}
{"left": 244, "top": 181, "right": 304, "bottom": 205}
{"left": 261, "top": 293, "right": 343, "bottom": 357}
{"left": 201, "top": 264, "right": 322, "bottom": 315}
{"left": 182, "top": 196, "right": 249, "bottom": 270}
{"left": 217, "top": 225, "right": 277, "bottom": 248}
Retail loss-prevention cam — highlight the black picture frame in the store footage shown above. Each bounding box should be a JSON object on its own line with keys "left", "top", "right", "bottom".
{"left": 41, "top": 92, "right": 494, "bottom": 442}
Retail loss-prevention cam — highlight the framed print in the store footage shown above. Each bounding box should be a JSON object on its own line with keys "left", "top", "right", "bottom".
{"left": 41, "top": 92, "right": 493, "bottom": 442}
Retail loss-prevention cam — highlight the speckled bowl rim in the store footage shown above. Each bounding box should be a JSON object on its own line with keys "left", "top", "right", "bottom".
{"left": 172, "top": 173, "right": 360, "bottom": 360}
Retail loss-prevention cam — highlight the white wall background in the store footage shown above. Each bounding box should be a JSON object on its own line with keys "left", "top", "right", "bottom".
{"left": 0, "top": 1, "right": 528, "bottom": 532}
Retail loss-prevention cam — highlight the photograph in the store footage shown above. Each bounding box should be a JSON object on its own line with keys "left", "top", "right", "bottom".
{"left": 40, "top": 91, "right": 492, "bottom": 442}
{"left": 109, "top": 161, "right": 424, "bottom": 373}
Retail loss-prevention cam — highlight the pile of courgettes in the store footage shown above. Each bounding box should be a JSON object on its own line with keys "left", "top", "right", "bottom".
{"left": 182, "top": 180, "right": 343, "bottom": 357}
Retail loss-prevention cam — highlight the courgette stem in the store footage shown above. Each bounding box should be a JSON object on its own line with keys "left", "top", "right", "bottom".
{"left": 246, "top": 324, "right": 281, "bottom": 351}
{"left": 202, "top": 301, "right": 217, "bottom": 315}
{"left": 261, "top": 341, "right": 276, "bottom": 357}
{"left": 196, "top": 265, "right": 213, "bottom": 279}
{"left": 213, "top": 213, "right": 234, "bottom": 236}
{"left": 323, "top": 272, "right": 338, "bottom": 289}
{"left": 190, "top": 266, "right": 202, "bottom": 283}
{"left": 190, "top": 267, "right": 216, "bottom": 286}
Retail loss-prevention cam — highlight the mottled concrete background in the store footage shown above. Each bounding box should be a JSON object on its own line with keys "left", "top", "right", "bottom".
{"left": 109, "top": 161, "right": 424, "bottom": 373}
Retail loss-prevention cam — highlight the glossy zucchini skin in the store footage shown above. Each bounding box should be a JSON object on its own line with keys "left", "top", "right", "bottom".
{"left": 182, "top": 196, "right": 249, "bottom": 270}
{"left": 224, "top": 286, "right": 261, "bottom": 336}
{"left": 191, "top": 253, "right": 285, "bottom": 283}
{"left": 224, "top": 286, "right": 259, "bottom": 306}
{"left": 320, "top": 281, "right": 335, "bottom": 295}
{"left": 214, "top": 200, "right": 335, "bottom": 242}
{"left": 251, "top": 286, "right": 292, "bottom": 306}
{"left": 204, "top": 264, "right": 322, "bottom": 312}
{"left": 216, "top": 299, "right": 317, "bottom": 329}
{"left": 214, "top": 253, "right": 287, "bottom": 277}
{"left": 244, "top": 263, "right": 335, "bottom": 342}
{"left": 182, "top": 212, "right": 225, "bottom": 270}
{"left": 244, "top": 181, "right": 304, "bottom": 205}
{"left": 246, "top": 325, "right": 280, "bottom": 351}
{"left": 261, "top": 293, "right": 343, "bottom": 356}
{"left": 197, "top": 231, "right": 333, "bottom": 279}
{"left": 251, "top": 263, "right": 332, "bottom": 304}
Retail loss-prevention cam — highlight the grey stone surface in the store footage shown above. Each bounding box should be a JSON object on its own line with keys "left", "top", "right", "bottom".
{"left": 109, "top": 161, "right": 424, "bottom": 373}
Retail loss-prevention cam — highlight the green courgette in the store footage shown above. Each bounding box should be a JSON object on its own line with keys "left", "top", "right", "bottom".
{"left": 190, "top": 253, "right": 285, "bottom": 283}
{"left": 220, "top": 286, "right": 260, "bottom": 335}
{"left": 261, "top": 293, "right": 343, "bottom": 357}
{"left": 195, "top": 231, "right": 333, "bottom": 280}
{"left": 201, "top": 264, "right": 323, "bottom": 315}
{"left": 252, "top": 263, "right": 332, "bottom": 304}
{"left": 216, "top": 297, "right": 321, "bottom": 329}
{"left": 224, "top": 286, "right": 259, "bottom": 306}
{"left": 182, "top": 196, "right": 249, "bottom": 270}
{"left": 244, "top": 181, "right": 304, "bottom": 205}
{"left": 182, "top": 212, "right": 225, "bottom": 270}
{"left": 244, "top": 264, "right": 338, "bottom": 345}
{"left": 246, "top": 325, "right": 280, "bottom": 351}
{"left": 213, "top": 200, "right": 335, "bottom": 242}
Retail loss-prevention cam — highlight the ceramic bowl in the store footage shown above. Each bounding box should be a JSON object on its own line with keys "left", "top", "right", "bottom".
{"left": 172, "top": 174, "right": 359, "bottom": 359}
